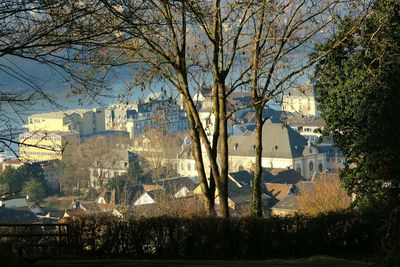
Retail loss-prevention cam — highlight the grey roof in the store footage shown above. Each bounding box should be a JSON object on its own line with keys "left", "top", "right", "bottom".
{"left": 271, "top": 195, "right": 300, "bottom": 211}
{"left": 229, "top": 170, "right": 253, "bottom": 187}
{"left": 228, "top": 185, "right": 253, "bottom": 204}
{"left": 262, "top": 168, "right": 306, "bottom": 184}
{"left": 228, "top": 122, "right": 309, "bottom": 158}
{"left": 0, "top": 207, "right": 37, "bottom": 224}
{"left": 286, "top": 114, "right": 326, "bottom": 127}
{"left": 238, "top": 108, "right": 284, "bottom": 124}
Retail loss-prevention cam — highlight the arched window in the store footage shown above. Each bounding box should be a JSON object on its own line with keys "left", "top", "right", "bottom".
{"left": 296, "top": 167, "right": 302, "bottom": 175}
{"left": 318, "top": 163, "right": 323, "bottom": 172}
{"left": 238, "top": 165, "right": 244, "bottom": 171}
{"left": 309, "top": 161, "right": 314, "bottom": 172}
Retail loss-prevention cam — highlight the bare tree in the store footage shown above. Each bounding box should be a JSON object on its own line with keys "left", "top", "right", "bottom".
{"left": 0, "top": 1, "right": 121, "bottom": 153}
{"left": 246, "top": 0, "right": 368, "bottom": 216}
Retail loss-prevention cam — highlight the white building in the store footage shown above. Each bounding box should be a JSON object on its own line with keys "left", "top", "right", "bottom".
{"left": 282, "top": 85, "right": 321, "bottom": 117}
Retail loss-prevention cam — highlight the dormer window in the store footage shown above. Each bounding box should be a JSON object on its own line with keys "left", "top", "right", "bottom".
{"left": 233, "top": 143, "right": 239, "bottom": 150}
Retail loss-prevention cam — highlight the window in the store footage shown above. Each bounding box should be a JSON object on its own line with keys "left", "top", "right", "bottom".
{"left": 309, "top": 161, "right": 314, "bottom": 172}
{"left": 273, "top": 145, "right": 278, "bottom": 151}
{"left": 187, "top": 163, "right": 191, "bottom": 171}
{"left": 251, "top": 145, "right": 256, "bottom": 150}
{"left": 318, "top": 163, "right": 323, "bottom": 172}
{"left": 233, "top": 143, "right": 239, "bottom": 150}
{"left": 296, "top": 167, "right": 302, "bottom": 175}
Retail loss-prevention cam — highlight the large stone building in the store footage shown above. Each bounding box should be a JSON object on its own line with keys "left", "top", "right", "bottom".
{"left": 228, "top": 121, "right": 326, "bottom": 180}
{"left": 106, "top": 97, "right": 187, "bottom": 138}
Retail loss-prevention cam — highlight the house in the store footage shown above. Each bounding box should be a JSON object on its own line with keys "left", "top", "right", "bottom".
{"left": 89, "top": 150, "right": 137, "bottom": 188}
{"left": 270, "top": 181, "right": 315, "bottom": 216}
{"left": 0, "top": 194, "right": 28, "bottom": 209}
{"left": 134, "top": 189, "right": 165, "bottom": 206}
{"left": 155, "top": 177, "right": 198, "bottom": 198}
{"left": 228, "top": 121, "right": 327, "bottom": 180}
{"left": 28, "top": 202, "right": 44, "bottom": 215}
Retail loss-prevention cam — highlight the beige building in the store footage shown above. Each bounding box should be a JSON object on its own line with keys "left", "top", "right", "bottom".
{"left": 19, "top": 131, "right": 80, "bottom": 162}
{"left": 27, "top": 108, "right": 105, "bottom": 137}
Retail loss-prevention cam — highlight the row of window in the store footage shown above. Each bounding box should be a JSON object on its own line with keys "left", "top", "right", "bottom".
{"left": 21, "top": 151, "right": 61, "bottom": 157}
{"left": 180, "top": 162, "right": 197, "bottom": 171}
{"left": 20, "top": 134, "right": 63, "bottom": 142}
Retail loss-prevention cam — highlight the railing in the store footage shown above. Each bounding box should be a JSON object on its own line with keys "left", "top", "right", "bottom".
{"left": 0, "top": 223, "right": 70, "bottom": 259}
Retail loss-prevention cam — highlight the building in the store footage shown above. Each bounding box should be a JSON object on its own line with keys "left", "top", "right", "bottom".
{"left": 228, "top": 121, "right": 326, "bottom": 180}
{"left": 89, "top": 150, "right": 137, "bottom": 188}
{"left": 19, "top": 131, "right": 79, "bottom": 162}
{"left": 105, "top": 103, "right": 139, "bottom": 131}
{"left": 282, "top": 84, "right": 321, "bottom": 117}
{"left": 27, "top": 108, "right": 105, "bottom": 137}
{"left": 286, "top": 114, "right": 325, "bottom": 144}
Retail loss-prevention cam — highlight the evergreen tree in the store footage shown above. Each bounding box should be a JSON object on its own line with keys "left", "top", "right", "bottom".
{"left": 312, "top": 0, "right": 400, "bottom": 207}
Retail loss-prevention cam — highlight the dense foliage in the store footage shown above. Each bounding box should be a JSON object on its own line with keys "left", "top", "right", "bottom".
{"left": 312, "top": 0, "right": 400, "bottom": 207}
{"left": 0, "top": 163, "right": 47, "bottom": 201}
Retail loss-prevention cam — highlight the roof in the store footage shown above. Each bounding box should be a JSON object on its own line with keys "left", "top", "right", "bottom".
{"left": 229, "top": 170, "right": 253, "bottom": 187}
{"left": 262, "top": 168, "right": 307, "bottom": 184}
{"left": 271, "top": 195, "right": 300, "bottom": 211}
{"left": 156, "top": 177, "right": 198, "bottom": 196}
{"left": 238, "top": 108, "right": 284, "bottom": 124}
{"left": 286, "top": 114, "right": 326, "bottom": 128}
{"left": 265, "top": 183, "right": 293, "bottom": 201}
{"left": 64, "top": 209, "right": 87, "bottom": 218}
{"left": 0, "top": 207, "right": 37, "bottom": 224}
{"left": 29, "top": 109, "right": 97, "bottom": 119}
{"left": 228, "top": 185, "right": 253, "bottom": 204}
{"left": 228, "top": 122, "right": 310, "bottom": 158}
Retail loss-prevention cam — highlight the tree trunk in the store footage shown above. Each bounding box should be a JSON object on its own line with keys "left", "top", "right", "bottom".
{"left": 251, "top": 106, "right": 263, "bottom": 217}
{"left": 217, "top": 81, "right": 230, "bottom": 218}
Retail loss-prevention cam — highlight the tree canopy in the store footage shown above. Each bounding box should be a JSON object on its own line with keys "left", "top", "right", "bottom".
{"left": 312, "top": 0, "right": 400, "bottom": 207}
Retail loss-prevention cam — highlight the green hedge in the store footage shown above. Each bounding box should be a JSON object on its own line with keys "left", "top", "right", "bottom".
{"left": 67, "top": 212, "right": 378, "bottom": 259}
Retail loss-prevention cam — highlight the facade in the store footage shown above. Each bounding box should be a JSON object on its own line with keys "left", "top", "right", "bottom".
{"left": 228, "top": 121, "right": 326, "bottom": 180}
{"left": 19, "top": 131, "right": 79, "bottom": 162}
{"left": 105, "top": 103, "right": 138, "bottom": 131}
{"left": 27, "top": 108, "right": 105, "bottom": 137}
{"left": 89, "top": 150, "right": 136, "bottom": 188}
{"left": 126, "top": 98, "right": 187, "bottom": 138}
{"left": 286, "top": 114, "right": 325, "bottom": 144}
{"left": 282, "top": 84, "right": 321, "bottom": 117}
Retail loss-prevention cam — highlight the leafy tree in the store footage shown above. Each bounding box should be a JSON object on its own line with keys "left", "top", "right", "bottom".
{"left": 312, "top": 0, "right": 400, "bottom": 207}
{"left": 22, "top": 179, "right": 46, "bottom": 202}
{"left": 0, "top": 163, "right": 45, "bottom": 194}
{"left": 111, "top": 161, "right": 150, "bottom": 190}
